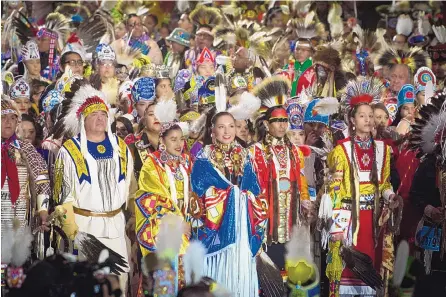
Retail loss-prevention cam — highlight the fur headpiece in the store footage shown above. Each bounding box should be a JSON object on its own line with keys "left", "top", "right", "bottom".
{"left": 376, "top": 47, "right": 431, "bottom": 74}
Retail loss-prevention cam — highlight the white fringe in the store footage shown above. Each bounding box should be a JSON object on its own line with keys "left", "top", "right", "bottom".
{"left": 203, "top": 187, "right": 259, "bottom": 297}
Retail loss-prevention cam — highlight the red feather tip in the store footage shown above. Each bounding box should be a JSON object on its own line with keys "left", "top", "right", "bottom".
{"left": 298, "top": 145, "right": 312, "bottom": 157}
{"left": 350, "top": 94, "right": 373, "bottom": 107}
{"left": 67, "top": 33, "right": 80, "bottom": 44}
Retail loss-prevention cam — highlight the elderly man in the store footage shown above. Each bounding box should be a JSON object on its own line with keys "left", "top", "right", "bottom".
{"left": 53, "top": 82, "right": 134, "bottom": 291}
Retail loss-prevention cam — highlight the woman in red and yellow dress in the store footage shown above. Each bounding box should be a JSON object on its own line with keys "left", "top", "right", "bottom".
{"left": 135, "top": 100, "right": 192, "bottom": 293}
{"left": 326, "top": 77, "right": 400, "bottom": 297}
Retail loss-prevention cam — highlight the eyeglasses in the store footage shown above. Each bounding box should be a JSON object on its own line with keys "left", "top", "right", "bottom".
{"left": 65, "top": 60, "right": 84, "bottom": 67}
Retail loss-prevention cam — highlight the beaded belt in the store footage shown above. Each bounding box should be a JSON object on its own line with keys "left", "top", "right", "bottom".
{"left": 73, "top": 205, "right": 123, "bottom": 218}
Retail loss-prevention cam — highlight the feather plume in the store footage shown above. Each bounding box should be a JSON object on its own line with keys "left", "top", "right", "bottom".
{"left": 227, "top": 92, "right": 261, "bottom": 120}
{"left": 189, "top": 4, "right": 222, "bottom": 28}
{"left": 328, "top": 3, "right": 343, "bottom": 38}
{"left": 156, "top": 213, "right": 185, "bottom": 261}
{"left": 154, "top": 99, "right": 177, "bottom": 124}
{"left": 313, "top": 97, "right": 339, "bottom": 115}
{"left": 253, "top": 76, "right": 290, "bottom": 108}
{"left": 396, "top": 14, "right": 413, "bottom": 36}
{"left": 425, "top": 80, "right": 434, "bottom": 105}
{"left": 215, "top": 73, "right": 227, "bottom": 113}
{"left": 1, "top": 219, "right": 34, "bottom": 266}
{"left": 393, "top": 240, "right": 409, "bottom": 288}
{"left": 183, "top": 240, "right": 207, "bottom": 285}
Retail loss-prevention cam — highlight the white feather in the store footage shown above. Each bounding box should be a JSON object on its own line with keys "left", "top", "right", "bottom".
{"left": 189, "top": 108, "right": 210, "bottom": 134}
{"left": 183, "top": 240, "right": 207, "bottom": 285}
{"left": 432, "top": 25, "right": 446, "bottom": 44}
{"left": 286, "top": 225, "right": 313, "bottom": 264}
{"left": 393, "top": 240, "right": 409, "bottom": 287}
{"left": 396, "top": 15, "right": 413, "bottom": 36}
{"left": 154, "top": 99, "right": 177, "bottom": 124}
{"left": 156, "top": 213, "right": 185, "bottom": 261}
{"left": 313, "top": 97, "right": 339, "bottom": 115}
{"left": 176, "top": 0, "right": 190, "bottom": 13}
{"left": 98, "top": 249, "right": 109, "bottom": 264}
{"left": 227, "top": 92, "right": 261, "bottom": 120}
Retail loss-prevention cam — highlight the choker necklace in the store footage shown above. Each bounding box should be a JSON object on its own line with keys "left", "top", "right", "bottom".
{"left": 354, "top": 135, "right": 372, "bottom": 149}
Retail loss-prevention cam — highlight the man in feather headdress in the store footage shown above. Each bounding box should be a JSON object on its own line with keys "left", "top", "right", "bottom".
{"left": 52, "top": 81, "right": 134, "bottom": 292}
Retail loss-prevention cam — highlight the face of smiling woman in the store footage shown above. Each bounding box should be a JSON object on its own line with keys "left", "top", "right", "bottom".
{"left": 162, "top": 128, "right": 184, "bottom": 157}
{"left": 213, "top": 114, "right": 236, "bottom": 145}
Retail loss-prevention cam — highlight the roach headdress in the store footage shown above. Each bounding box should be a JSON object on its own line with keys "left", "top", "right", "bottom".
{"left": 376, "top": 47, "right": 432, "bottom": 74}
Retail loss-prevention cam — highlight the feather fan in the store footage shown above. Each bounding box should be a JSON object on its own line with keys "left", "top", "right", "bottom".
{"left": 189, "top": 4, "right": 222, "bottom": 28}
{"left": 183, "top": 240, "right": 207, "bottom": 285}
{"left": 154, "top": 99, "right": 177, "bottom": 125}
{"left": 313, "top": 97, "right": 339, "bottom": 115}
{"left": 156, "top": 213, "right": 185, "bottom": 261}
{"left": 76, "top": 14, "right": 111, "bottom": 54}
{"left": 102, "top": 78, "right": 119, "bottom": 106}
{"left": 227, "top": 92, "right": 261, "bottom": 120}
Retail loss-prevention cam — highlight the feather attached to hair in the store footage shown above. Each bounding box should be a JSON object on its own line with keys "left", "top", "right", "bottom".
{"left": 154, "top": 99, "right": 177, "bottom": 125}
{"left": 313, "top": 97, "right": 339, "bottom": 115}
{"left": 227, "top": 91, "right": 261, "bottom": 120}
{"left": 156, "top": 213, "right": 185, "bottom": 261}
{"left": 183, "top": 240, "right": 207, "bottom": 285}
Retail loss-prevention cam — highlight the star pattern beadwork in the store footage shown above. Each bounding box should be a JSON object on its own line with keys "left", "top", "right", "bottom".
{"left": 361, "top": 153, "right": 371, "bottom": 167}
{"left": 97, "top": 144, "right": 106, "bottom": 154}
